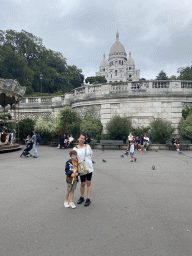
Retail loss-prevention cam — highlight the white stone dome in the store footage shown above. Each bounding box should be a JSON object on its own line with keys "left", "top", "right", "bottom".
{"left": 109, "top": 31, "right": 126, "bottom": 55}
{"left": 127, "top": 52, "right": 135, "bottom": 65}
{"left": 100, "top": 54, "right": 108, "bottom": 67}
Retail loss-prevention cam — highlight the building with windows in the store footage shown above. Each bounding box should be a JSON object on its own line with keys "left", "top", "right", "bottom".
{"left": 96, "top": 31, "right": 140, "bottom": 82}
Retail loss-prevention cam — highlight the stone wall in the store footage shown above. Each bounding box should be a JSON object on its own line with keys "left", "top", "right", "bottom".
{"left": 3, "top": 80, "right": 192, "bottom": 134}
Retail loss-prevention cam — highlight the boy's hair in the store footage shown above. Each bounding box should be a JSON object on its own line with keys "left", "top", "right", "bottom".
{"left": 69, "top": 150, "right": 77, "bottom": 156}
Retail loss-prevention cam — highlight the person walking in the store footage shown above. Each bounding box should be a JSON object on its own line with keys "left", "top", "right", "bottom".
{"left": 73, "top": 134, "right": 94, "bottom": 207}
{"left": 32, "top": 130, "right": 38, "bottom": 158}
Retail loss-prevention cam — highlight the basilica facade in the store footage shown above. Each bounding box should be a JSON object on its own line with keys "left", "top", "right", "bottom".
{"left": 96, "top": 32, "right": 140, "bottom": 82}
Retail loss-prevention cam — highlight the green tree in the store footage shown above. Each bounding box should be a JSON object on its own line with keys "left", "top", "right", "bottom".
{"left": 178, "top": 115, "right": 192, "bottom": 140}
{"left": 168, "top": 75, "right": 177, "bottom": 80}
{"left": 0, "top": 29, "right": 83, "bottom": 95}
{"left": 85, "top": 76, "right": 107, "bottom": 84}
{"left": 177, "top": 66, "right": 192, "bottom": 80}
{"left": 80, "top": 115, "right": 103, "bottom": 137}
{"left": 182, "top": 104, "right": 192, "bottom": 119}
{"left": 0, "top": 45, "right": 34, "bottom": 93}
{"left": 106, "top": 116, "right": 132, "bottom": 141}
{"left": 58, "top": 108, "right": 81, "bottom": 138}
{"left": 148, "top": 119, "right": 175, "bottom": 144}
{"left": 156, "top": 70, "right": 168, "bottom": 80}
{"left": 17, "top": 118, "right": 35, "bottom": 140}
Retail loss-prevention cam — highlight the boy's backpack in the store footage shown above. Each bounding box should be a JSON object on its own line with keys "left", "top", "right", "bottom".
{"left": 36, "top": 134, "right": 41, "bottom": 143}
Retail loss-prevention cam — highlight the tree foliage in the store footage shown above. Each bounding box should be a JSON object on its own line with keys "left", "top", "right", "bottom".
{"left": 182, "top": 104, "right": 192, "bottom": 119}
{"left": 148, "top": 119, "right": 175, "bottom": 144}
{"left": 85, "top": 76, "right": 107, "bottom": 84}
{"left": 177, "top": 66, "right": 192, "bottom": 80}
{"left": 17, "top": 118, "right": 35, "bottom": 140}
{"left": 0, "top": 29, "right": 84, "bottom": 95}
{"left": 58, "top": 108, "right": 81, "bottom": 138}
{"left": 80, "top": 115, "right": 103, "bottom": 137}
{"left": 156, "top": 70, "right": 168, "bottom": 80}
{"left": 178, "top": 114, "right": 192, "bottom": 140}
{"left": 106, "top": 116, "right": 132, "bottom": 141}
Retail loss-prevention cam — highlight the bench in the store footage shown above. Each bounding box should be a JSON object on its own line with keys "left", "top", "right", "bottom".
{"left": 100, "top": 140, "right": 124, "bottom": 150}
{"left": 166, "top": 140, "right": 191, "bottom": 150}
{"left": 89, "top": 139, "right": 97, "bottom": 149}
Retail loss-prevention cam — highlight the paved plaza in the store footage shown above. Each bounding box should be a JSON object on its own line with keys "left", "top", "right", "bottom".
{"left": 0, "top": 146, "right": 192, "bottom": 256}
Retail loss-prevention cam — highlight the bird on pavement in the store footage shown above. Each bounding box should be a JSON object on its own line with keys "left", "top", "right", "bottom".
{"left": 102, "top": 159, "right": 107, "bottom": 163}
{"left": 152, "top": 165, "right": 155, "bottom": 170}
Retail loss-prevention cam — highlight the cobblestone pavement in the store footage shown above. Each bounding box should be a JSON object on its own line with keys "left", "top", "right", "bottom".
{"left": 1, "top": 146, "right": 192, "bottom": 256}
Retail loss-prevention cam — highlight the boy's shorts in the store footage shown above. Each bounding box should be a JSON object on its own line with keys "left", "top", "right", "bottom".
{"left": 67, "top": 181, "right": 77, "bottom": 191}
{"left": 130, "top": 152, "right": 134, "bottom": 156}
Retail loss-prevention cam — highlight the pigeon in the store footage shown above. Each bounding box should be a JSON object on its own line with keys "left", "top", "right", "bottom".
{"left": 155, "top": 150, "right": 158, "bottom": 152}
{"left": 152, "top": 165, "right": 155, "bottom": 170}
{"left": 102, "top": 159, "right": 107, "bottom": 163}
{"left": 121, "top": 155, "right": 124, "bottom": 158}
{"left": 92, "top": 160, "right": 95, "bottom": 164}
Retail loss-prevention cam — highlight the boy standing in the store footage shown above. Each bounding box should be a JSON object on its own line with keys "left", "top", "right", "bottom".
{"left": 64, "top": 150, "right": 79, "bottom": 209}
{"left": 130, "top": 140, "right": 137, "bottom": 162}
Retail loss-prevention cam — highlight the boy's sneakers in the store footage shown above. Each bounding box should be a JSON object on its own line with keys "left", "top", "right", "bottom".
{"left": 64, "top": 201, "right": 69, "bottom": 208}
{"left": 77, "top": 196, "right": 84, "bottom": 204}
{"left": 135, "top": 158, "right": 137, "bottom": 162}
{"left": 69, "top": 202, "right": 76, "bottom": 209}
{"left": 84, "top": 198, "right": 91, "bottom": 207}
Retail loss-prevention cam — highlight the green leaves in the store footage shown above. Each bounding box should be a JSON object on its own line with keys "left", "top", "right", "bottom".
{"left": 80, "top": 115, "right": 103, "bottom": 136}
{"left": 106, "top": 116, "right": 131, "bottom": 141}
{"left": 85, "top": 76, "right": 107, "bottom": 84}
{"left": 148, "top": 119, "right": 175, "bottom": 144}
{"left": 0, "top": 29, "right": 84, "bottom": 95}
{"left": 179, "top": 115, "right": 192, "bottom": 140}
{"left": 156, "top": 70, "right": 168, "bottom": 80}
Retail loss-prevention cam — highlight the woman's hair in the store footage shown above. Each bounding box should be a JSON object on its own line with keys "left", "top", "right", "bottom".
{"left": 78, "top": 134, "right": 86, "bottom": 139}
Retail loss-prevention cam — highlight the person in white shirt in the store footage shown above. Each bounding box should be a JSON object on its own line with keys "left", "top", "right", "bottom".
{"left": 126, "top": 132, "right": 133, "bottom": 151}
{"left": 66, "top": 134, "right": 74, "bottom": 147}
{"left": 144, "top": 134, "right": 149, "bottom": 151}
{"left": 73, "top": 134, "right": 94, "bottom": 207}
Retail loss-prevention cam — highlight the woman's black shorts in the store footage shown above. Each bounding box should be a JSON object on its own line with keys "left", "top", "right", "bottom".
{"left": 80, "top": 172, "right": 92, "bottom": 182}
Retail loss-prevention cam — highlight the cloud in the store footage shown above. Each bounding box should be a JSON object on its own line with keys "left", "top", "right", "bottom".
{"left": 1, "top": 0, "right": 192, "bottom": 79}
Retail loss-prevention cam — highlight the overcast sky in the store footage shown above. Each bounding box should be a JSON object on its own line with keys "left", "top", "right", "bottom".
{"left": 1, "top": 0, "right": 192, "bottom": 80}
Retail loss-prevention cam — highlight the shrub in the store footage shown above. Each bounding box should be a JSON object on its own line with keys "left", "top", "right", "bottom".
{"left": 148, "top": 119, "right": 175, "bottom": 144}
{"left": 106, "top": 116, "right": 132, "bottom": 141}
{"left": 58, "top": 108, "right": 81, "bottom": 138}
{"left": 34, "top": 116, "right": 58, "bottom": 142}
{"left": 182, "top": 105, "right": 192, "bottom": 119}
{"left": 131, "top": 126, "right": 150, "bottom": 137}
{"left": 17, "top": 118, "right": 35, "bottom": 140}
{"left": 80, "top": 115, "right": 103, "bottom": 138}
{"left": 178, "top": 114, "right": 192, "bottom": 140}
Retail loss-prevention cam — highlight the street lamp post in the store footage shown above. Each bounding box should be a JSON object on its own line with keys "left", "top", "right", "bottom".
{"left": 39, "top": 73, "right": 43, "bottom": 95}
